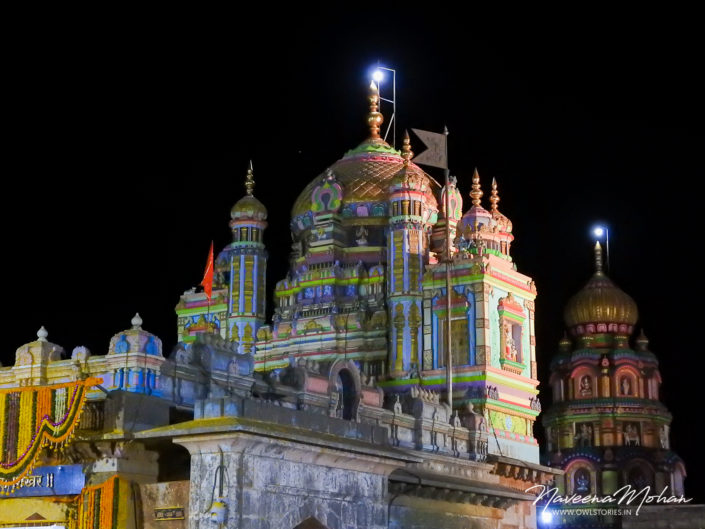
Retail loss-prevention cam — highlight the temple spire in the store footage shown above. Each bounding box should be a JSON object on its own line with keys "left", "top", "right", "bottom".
{"left": 490, "top": 177, "right": 500, "bottom": 212}
{"left": 401, "top": 130, "right": 413, "bottom": 166}
{"left": 469, "top": 168, "right": 483, "bottom": 207}
{"left": 245, "top": 160, "right": 255, "bottom": 196}
{"left": 367, "top": 81, "right": 383, "bottom": 139}
{"left": 594, "top": 241, "right": 604, "bottom": 273}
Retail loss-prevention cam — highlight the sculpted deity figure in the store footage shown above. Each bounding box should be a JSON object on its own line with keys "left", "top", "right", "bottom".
{"left": 621, "top": 376, "right": 632, "bottom": 396}
{"left": 659, "top": 425, "right": 668, "bottom": 449}
{"left": 355, "top": 225, "right": 368, "bottom": 246}
{"left": 574, "top": 423, "right": 593, "bottom": 447}
{"left": 579, "top": 375, "right": 593, "bottom": 397}
{"left": 575, "top": 469, "right": 590, "bottom": 494}
{"left": 624, "top": 423, "right": 640, "bottom": 446}
{"left": 503, "top": 324, "right": 517, "bottom": 361}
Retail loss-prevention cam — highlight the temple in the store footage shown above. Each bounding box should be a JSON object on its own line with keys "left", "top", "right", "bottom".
{"left": 2, "top": 80, "right": 657, "bottom": 529}
{"left": 541, "top": 243, "right": 690, "bottom": 527}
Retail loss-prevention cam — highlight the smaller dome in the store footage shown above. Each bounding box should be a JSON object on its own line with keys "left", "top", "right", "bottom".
{"left": 15, "top": 326, "right": 64, "bottom": 366}
{"left": 230, "top": 195, "right": 267, "bottom": 221}
{"left": 108, "top": 313, "right": 163, "bottom": 356}
{"left": 564, "top": 244, "right": 638, "bottom": 329}
{"left": 231, "top": 162, "right": 267, "bottom": 221}
{"left": 460, "top": 205, "right": 494, "bottom": 234}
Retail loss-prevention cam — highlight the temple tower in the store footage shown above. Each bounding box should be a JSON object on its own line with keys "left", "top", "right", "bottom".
{"left": 386, "top": 132, "right": 435, "bottom": 376}
{"left": 542, "top": 243, "right": 686, "bottom": 524}
{"left": 175, "top": 164, "right": 268, "bottom": 353}
{"left": 419, "top": 171, "right": 540, "bottom": 461}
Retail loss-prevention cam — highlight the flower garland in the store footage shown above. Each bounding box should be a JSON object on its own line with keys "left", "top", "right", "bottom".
{"left": 78, "top": 475, "right": 121, "bottom": 529}
{"left": 0, "top": 377, "right": 101, "bottom": 492}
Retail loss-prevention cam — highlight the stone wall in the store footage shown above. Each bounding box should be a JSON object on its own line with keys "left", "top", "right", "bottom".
{"left": 179, "top": 434, "right": 396, "bottom": 529}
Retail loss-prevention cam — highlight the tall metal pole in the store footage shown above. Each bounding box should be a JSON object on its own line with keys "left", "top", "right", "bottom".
{"left": 444, "top": 126, "right": 453, "bottom": 408}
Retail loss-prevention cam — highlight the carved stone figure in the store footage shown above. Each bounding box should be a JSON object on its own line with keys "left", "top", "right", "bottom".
{"left": 659, "top": 425, "right": 668, "bottom": 449}
{"left": 621, "top": 376, "right": 632, "bottom": 396}
{"left": 623, "top": 423, "right": 640, "bottom": 446}
{"left": 574, "top": 423, "right": 593, "bottom": 447}
{"left": 355, "top": 225, "right": 368, "bottom": 246}
{"left": 579, "top": 375, "right": 593, "bottom": 397}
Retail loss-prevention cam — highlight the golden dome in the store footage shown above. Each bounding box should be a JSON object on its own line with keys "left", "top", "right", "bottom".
{"left": 231, "top": 162, "right": 268, "bottom": 220}
{"left": 231, "top": 195, "right": 267, "bottom": 220}
{"left": 564, "top": 243, "right": 638, "bottom": 328}
{"left": 291, "top": 140, "right": 439, "bottom": 217}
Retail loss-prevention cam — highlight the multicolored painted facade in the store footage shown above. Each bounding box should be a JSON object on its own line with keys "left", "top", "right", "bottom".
{"left": 542, "top": 243, "right": 687, "bottom": 526}
{"left": 175, "top": 163, "right": 268, "bottom": 354}
{"left": 175, "top": 82, "right": 542, "bottom": 462}
{"left": 0, "top": 80, "right": 562, "bottom": 528}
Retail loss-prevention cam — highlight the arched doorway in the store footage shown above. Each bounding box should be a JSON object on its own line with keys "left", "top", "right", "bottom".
{"left": 294, "top": 516, "right": 329, "bottom": 529}
{"left": 335, "top": 368, "right": 356, "bottom": 420}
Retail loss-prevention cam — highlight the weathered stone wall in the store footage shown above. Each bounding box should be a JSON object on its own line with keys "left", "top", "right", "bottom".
{"left": 180, "top": 434, "right": 395, "bottom": 529}
{"left": 391, "top": 497, "right": 535, "bottom": 529}
{"left": 139, "top": 480, "right": 190, "bottom": 529}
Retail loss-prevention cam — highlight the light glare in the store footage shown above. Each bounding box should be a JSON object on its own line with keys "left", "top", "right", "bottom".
{"left": 372, "top": 70, "right": 384, "bottom": 83}
{"left": 540, "top": 509, "right": 553, "bottom": 525}
{"left": 593, "top": 227, "right": 605, "bottom": 238}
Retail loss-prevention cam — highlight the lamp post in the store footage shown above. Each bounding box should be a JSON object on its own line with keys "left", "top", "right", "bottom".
{"left": 593, "top": 225, "right": 610, "bottom": 273}
{"left": 371, "top": 66, "right": 396, "bottom": 148}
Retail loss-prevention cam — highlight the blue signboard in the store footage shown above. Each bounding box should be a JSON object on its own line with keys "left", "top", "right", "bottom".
{"left": 7, "top": 464, "right": 85, "bottom": 497}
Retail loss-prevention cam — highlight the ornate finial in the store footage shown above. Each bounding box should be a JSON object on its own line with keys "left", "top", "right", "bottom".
{"left": 401, "top": 130, "right": 413, "bottom": 166}
{"left": 490, "top": 177, "right": 500, "bottom": 212}
{"left": 245, "top": 161, "right": 255, "bottom": 196}
{"left": 559, "top": 331, "right": 571, "bottom": 351}
{"left": 469, "top": 168, "right": 483, "bottom": 207}
{"left": 594, "top": 241, "right": 604, "bottom": 273}
{"left": 131, "top": 312, "right": 143, "bottom": 330}
{"left": 367, "top": 81, "right": 383, "bottom": 139}
{"left": 636, "top": 329, "right": 649, "bottom": 351}
{"left": 37, "top": 326, "right": 48, "bottom": 342}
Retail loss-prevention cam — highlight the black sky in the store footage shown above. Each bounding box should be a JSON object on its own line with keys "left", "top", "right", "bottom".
{"left": 4, "top": 10, "right": 704, "bottom": 500}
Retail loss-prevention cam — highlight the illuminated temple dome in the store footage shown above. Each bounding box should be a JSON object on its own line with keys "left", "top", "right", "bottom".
{"left": 564, "top": 242, "right": 638, "bottom": 334}
{"left": 1, "top": 77, "right": 568, "bottom": 529}
{"left": 291, "top": 82, "right": 439, "bottom": 219}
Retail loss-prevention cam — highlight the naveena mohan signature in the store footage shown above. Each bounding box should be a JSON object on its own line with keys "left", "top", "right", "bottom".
{"left": 525, "top": 485, "right": 692, "bottom": 515}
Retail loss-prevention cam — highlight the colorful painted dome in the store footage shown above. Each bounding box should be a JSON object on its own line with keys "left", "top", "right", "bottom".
{"left": 564, "top": 243, "right": 638, "bottom": 328}
{"left": 292, "top": 139, "right": 438, "bottom": 217}
{"left": 291, "top": 82, "right": 439, "bottom": 218}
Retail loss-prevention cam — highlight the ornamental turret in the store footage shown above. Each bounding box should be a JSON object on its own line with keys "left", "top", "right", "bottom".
{"left": 222, "top": 163, "right": 268, "bottom": 352}
{"left": 386, "top": 132, "right": 436, "bottom": 376}
{"left": 457, "top": 170, "right": 514, "bottom": 260}
{"left": 176, "top": 163, "right": 268, "bottom": 354}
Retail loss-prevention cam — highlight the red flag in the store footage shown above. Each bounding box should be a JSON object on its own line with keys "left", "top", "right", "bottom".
{"left": 200, "top": 241, "right": 214, "bottom": 301}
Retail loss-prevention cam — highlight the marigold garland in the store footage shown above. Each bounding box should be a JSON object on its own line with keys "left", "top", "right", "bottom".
{"left": 0, "top": 377, "right": 101, "bottom": 492}
{"left": 78, "top": 475, "right": 121, "bottom": 529}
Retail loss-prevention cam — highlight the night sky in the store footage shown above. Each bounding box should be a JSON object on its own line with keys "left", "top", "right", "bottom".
{"left": 4, "top": 11, "right": 704, "bottom": 501}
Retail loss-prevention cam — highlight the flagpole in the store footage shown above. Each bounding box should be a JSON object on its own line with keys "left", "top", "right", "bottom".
{"left": 444, "top": 126, "right": 453, "bottom": 409}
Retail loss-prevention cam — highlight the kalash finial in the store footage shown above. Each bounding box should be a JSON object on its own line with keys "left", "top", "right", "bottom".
{"left": 490, "top": 177, "right": 500, "bottom": 212}
{"left": 245, "top": 160, "right": 255, "bottom": 196}
{"left": 469, "top": 168, "right": 483, "bottom": 207}
{"left": 401, "top": 130, "right": 413, "bottom": 166}
{"left": 594, "top": 241, "right": 604, "bottom": 274}
{"left": 367, "top": 81, "right": 384, "bottom": 139}
{"left": 131, "top": 312, "right": 143, "bottom": 330}
{"left": 37, "top": 326, "right": 49, "bottom": 342}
